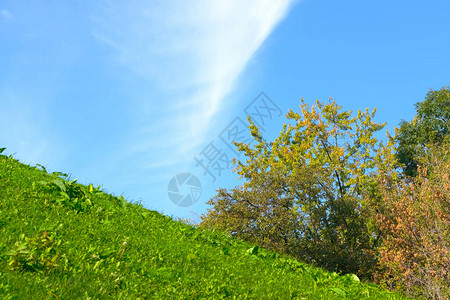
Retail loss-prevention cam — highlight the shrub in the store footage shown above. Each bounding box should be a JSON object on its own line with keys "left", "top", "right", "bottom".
{"left": 375, "top": 144, "right": 450, "bottom": 299}
{"left": 4, "top": 231, "right": 65, "bottom": 274}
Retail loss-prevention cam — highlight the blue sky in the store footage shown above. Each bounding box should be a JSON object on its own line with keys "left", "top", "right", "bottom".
{"left": 1, "top": 0, "right": 449, "bottom": 221}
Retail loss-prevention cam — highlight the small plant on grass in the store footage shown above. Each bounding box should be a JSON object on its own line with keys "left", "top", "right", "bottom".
{"left": 4, "top": 231, "right": 65, "bottom": 274}
{"left": 38, "top": 177, "right": 101, "bottom": 212}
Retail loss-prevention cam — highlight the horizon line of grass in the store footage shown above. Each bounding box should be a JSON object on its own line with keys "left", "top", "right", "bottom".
{"left": 0, "top": 149, "right": 406, "bottom": 299}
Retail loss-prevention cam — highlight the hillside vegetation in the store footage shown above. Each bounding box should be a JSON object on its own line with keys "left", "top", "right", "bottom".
{"left": 201, "top": 88, "right": 449, "bottom": 299}
{"left": 0, "top": 150, "right": 403, "bottom": 299}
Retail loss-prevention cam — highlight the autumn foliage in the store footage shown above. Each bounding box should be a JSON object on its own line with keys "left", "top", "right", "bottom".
{"left": 202, "top": 99, "right": 396, "bottom": 279}
{"left": 375, "top": 144, "right": 449, "bottom": 299}
{"left": 201, "top": 88, "right": 449, "bottom": 298}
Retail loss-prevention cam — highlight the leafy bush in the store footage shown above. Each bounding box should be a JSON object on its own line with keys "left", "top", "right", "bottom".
{"left": 37, "top": 177, "right": 102, "bottom": 212}
{"left": 375, "top": 143, "right": 450, "bottom": 299}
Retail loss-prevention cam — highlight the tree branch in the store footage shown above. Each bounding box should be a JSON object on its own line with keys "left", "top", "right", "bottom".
{"left": 320, "top": 138, "right": 345, "bottom": 199}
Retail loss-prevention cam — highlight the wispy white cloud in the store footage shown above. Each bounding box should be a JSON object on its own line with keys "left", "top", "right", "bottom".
{"left": 92, "top": 0, "right": 295, "bottom": 170}
{"left": 1, "top": 9, "right": 13, "bottom": 20}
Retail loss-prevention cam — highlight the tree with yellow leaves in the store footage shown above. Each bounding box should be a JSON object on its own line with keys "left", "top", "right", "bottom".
{"left": 202, "top": 99, "right": 398, "bottom": 279}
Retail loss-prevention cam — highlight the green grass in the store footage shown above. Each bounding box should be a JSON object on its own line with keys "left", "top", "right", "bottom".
{"left": 0, "top": 151, "right": 406, "bottom": 299}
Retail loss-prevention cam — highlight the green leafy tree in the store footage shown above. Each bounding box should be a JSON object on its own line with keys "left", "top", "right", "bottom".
{"left": 201, "top": 99, "right": 398, "bottom": 279}
{"left": 396, "top": 87, "right": 450, "bottom": 176}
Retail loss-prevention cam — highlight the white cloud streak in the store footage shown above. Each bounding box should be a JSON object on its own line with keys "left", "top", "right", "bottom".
{"left": 93, "top": 0, "right": 295, "bottom": 168}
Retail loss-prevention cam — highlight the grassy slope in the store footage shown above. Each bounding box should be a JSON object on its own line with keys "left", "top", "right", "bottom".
{"left": 0, "top": 153, "right": 405, "bottom": 299}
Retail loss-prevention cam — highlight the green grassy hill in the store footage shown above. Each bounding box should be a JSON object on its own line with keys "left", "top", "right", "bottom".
{"left": 0, "top": 150, "right": 405, "bottom": 299}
